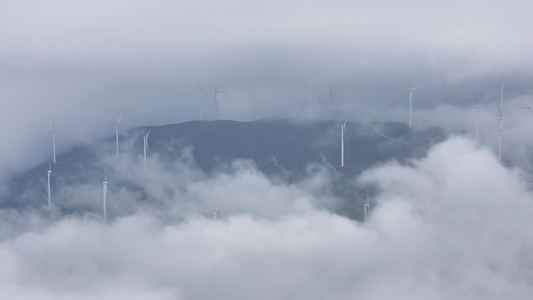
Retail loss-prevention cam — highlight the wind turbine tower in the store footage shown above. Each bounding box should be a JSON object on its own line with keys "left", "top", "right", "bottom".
{"left": 364, "top": 189, "right": 371, "bottom": 222}
{"left": 498, "top": 105, "right": 504, "bottom": 163}
{"left": 46, "top": 162, "right": 56, "bottom": 211}
{"left": 110, "top": 114, "right": 122, "bottom": 157}
{"left": 500, "top": 83, "right": 505, "bottom": 108}
{"left": 143, "top": 131, "right": 150, "bottom": 171}
{"left": 408, "top": 81, "right": 417, "bottom": 128}
{"left": 44, "top": 116, "right": 58, "bottom": 163}
{"left": 341, "top": 121, "right": 347, "bottom": 167}
{"left": 103, "top": 169, "right": 108, "bottom": 222}
{"left": 212, "top": 179, "right": 220, "bottom": 220}
{"left": 213, "top": 87, "right": 225, "bottom": 120}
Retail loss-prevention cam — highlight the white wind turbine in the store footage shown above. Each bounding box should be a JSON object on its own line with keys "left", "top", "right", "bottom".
{"left": 44, "top": 116, "right": 58, "bottom": 163}
{"left": 500, "top": 82, "right": 505, "bottom": 108}
{"left": 46, "top": 162, "right": 56, "bottom": 211}
{"left": 213, "top": 181, "right": 220, "bottom": 219}
{"left": 143, "top": 130, "right": 150, "bottom": 171}
{"left": 109, "top": 114, "right": 122, "bottom": 157}
{"left": 213, "top": 87, "right": 225, "bottom": 120}
{"left": 521, "top": 105, "right": 533, "bottom": 114}
{"left": 364, "top": 188, "right": 370, "bottom": 222}
{"left": 210, "top": 176, "right": 220, "bottom": 220}
{"left": 102, "top": 168, "right": 108, "bottom": 222}
{"left": 408, "top": 80, "right": 417, "bottom": 128}
{"left": 497, "top": 105, "right": 504, "bottom": 163}
{"left": 341, "top": 121, "right": 347, "bottom": 167}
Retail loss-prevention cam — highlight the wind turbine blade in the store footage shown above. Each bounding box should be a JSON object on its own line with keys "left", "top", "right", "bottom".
{"left": 520, "top": 107, "right": 533, "bottom": 113}
{"left": 117, "top": 115, "right": 122, "bottom": 125}
{"left": 43, "top": 131, "right": 54, "bottom": 139}
{"left": 146, "top": 130, "right": 150, "bottom": 138}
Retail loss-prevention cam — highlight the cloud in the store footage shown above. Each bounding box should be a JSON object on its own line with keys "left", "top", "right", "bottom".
{"left": 1, "top": 2, "right": 533, "bottom": 298}
{"left": 1, "top": 136, "right": 533, "bottom": 299}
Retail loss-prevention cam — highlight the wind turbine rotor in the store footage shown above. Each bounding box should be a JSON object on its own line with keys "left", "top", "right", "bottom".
{"left": 521, "top": 107, "right": 533, "bottom": 114}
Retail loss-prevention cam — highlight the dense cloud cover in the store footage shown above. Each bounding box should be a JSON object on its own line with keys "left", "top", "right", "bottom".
{"left": 1, "top": 137, "right": 533, "bottom": 299}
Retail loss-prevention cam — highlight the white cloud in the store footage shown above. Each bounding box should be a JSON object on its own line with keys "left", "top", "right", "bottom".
{"left": 1, "top": 137, "right": 533, "bottom": 299}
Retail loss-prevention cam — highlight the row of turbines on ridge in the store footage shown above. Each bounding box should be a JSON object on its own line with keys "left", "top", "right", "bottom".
{"left": 43, "top": 110, "right": 371, "bottom": 222}
{"left": 42, "top": 81, "right": 514, "bottom": 222}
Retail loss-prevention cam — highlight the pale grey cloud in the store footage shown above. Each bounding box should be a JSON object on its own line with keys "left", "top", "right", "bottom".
{"left": 1, "top": 137, "right": 533, "bottom": 299}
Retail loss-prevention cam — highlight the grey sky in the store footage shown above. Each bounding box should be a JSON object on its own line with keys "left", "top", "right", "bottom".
{"left": 0, "top": 0, "right": 531, "bottom": 179}
{"left": 0, "top": 0, "right": 530, "bottom": 188}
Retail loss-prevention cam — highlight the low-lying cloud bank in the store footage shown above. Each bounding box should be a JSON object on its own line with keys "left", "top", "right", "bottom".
{"left": 1, "top": 136, "right": 533, "bottom": 299}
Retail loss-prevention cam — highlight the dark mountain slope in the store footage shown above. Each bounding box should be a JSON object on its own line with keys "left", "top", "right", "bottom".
{"left": 4, "top": 119, "right": 447, "bottom": 218}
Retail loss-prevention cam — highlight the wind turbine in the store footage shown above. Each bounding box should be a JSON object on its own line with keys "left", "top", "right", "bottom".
{"left": 213, "top": 87, "right": 225, "bottom": 120}
{"left": 109, "top": 114, "right": 122, "bottom": 157}
{"left": 500, "top": 82, "right": 505, "bottom": 108}
{"left": 102, "top": 168, "right": 108, "bottom": 222}
{"left": 46, "top": 162, "right": 56, "bottom": 211}
{"left": 143, "top": 130, "right": 150, "bottom": 171}
{"left": 521, "top": 106, "right": 533, "bottom": 114}
{"left": 44, "top": 116, "right": 58, "bottom": 163}
{"left": 497, "top": 105, "right": 504, "bottom": 163}
{"left": 341, "top": 121, "right": 347, "bottom": 167}
{"left": 408, "top": 80, "right": 417, "bottom": 128}
{"left": 211, "top": 177, "right": 220, "bottom": 220}
{"left": 363, "top": 188, "right": 370, "bottom": 222}
{"left": 198, "top": 83, "right": 204, "bottom": 121}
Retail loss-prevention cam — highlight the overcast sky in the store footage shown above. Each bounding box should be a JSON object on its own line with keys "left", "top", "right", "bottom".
{"left": 3, "top": 2, "right": 533, "bottom": 298}
{"left": 1, "top": 1, "right": 533, "bottom": 175}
